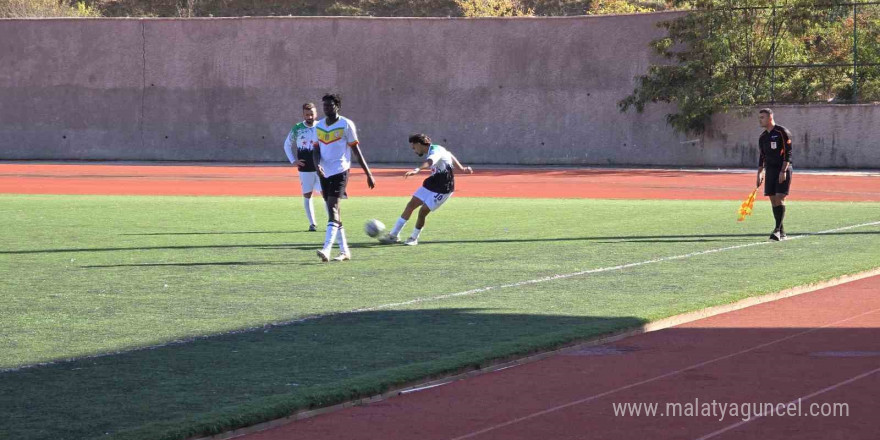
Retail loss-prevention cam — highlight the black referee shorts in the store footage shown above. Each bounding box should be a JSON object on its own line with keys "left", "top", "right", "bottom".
{"left": 764, "top": 166, "right": 792, "bottom": 196}
{"left": 319, "top": 170, "right": 349, "bottom": 200}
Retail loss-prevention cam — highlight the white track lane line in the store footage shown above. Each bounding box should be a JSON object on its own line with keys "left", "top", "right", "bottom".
{"left": 448, "top": 306, "right": 880, "bottom": 440}
{"left": 694, "top": 366, "right": 880, "bottom": 440}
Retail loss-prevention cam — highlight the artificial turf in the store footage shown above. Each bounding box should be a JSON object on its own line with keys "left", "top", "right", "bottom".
{"left": 1, "top": 194, "right": 879, "bottom": 439}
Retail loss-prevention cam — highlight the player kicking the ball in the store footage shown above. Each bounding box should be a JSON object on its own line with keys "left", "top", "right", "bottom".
{"left": 313, "top": 94, "right": 376, "bottom": 262}
{"left": 380, "top": 134, "right": 473, "bottom": 246}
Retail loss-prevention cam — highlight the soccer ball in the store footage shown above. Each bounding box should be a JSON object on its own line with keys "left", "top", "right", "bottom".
{"left": 364, "top": 219, "right": 385, "bottom": 238}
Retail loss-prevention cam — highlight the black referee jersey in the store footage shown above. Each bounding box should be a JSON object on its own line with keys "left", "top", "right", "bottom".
{"left": 759, "top": 125, "right": 793, "bottom": 169}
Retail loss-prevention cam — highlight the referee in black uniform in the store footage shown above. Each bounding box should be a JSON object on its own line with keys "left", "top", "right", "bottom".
{"left": 756, "top": 108, "right": 793, "bottom": 241}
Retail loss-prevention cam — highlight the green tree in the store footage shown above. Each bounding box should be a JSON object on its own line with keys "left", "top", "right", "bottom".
{"left": 457, "top": 0, "right": 533, "bottom": 16}
{"left": 0, "top": 0, "right": 100, "bottom": 17}
{"left": 587, "top": 0, "right": 653, "bottom": 15}
{"left": 620, "top": 0, "right": 878, "bottom": 133}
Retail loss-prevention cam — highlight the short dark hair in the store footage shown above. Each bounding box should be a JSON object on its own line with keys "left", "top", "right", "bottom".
{"left": 759, "top": 108, "right": 773, "bottom": 116}
{"left": 303, "top": 102, "right": 316, "bottom": 111}
{"left": 408, "top": 134, "right": 432, "bottom": 146}
{"left": 322, "top": 94, "right": 341, "bottom": 107}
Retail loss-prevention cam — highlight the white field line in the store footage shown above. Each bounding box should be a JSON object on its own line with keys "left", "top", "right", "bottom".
{"left": 3, "top": 220, "right": 879, "bottom": 374}
{"left": 344, "top": 220, "right": 880, "bottom": 312}
{"left": 694, "top": 365, "right": 880, "bottom": 440}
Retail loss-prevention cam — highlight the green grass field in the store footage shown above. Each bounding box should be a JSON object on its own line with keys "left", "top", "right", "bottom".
{"left": 2, "top": 194, "right": 879, "bottom": 440}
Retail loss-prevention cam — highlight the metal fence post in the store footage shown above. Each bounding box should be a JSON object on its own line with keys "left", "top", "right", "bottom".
{"left": 853, "top": 3, "right": 859, "bottom": 102}
{"left": 770, "top": 2, "right": 777, "bottom": 103}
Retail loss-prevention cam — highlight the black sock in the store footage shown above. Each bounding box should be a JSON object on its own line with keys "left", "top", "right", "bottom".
{"left": 778, "top": 205, "right": 786, "bottom": 232}
{"left": 772, "top": 205, "right": 785, "bottom": 231}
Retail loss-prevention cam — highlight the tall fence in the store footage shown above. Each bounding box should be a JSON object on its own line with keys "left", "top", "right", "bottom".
{"left": 706, "top": 1, "right": 880, "bottom": 104}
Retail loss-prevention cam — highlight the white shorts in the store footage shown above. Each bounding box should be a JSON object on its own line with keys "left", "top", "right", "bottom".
{"left": 414, "top": 186, "right": 453, "bottom": 211}
{"left": 299, "top": 171, "right": 322, "bottom": 194}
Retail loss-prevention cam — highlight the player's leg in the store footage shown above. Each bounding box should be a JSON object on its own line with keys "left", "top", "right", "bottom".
{"left": 331, "top": 172, "right": 352, "bottom": 261}
{"left": 318, "top": 195, "right": 341, "bottom": 261}
{"left": 774, "top": 194, "right": 788, "bottom": 239}
{"left": 406, "top": 205, "right": 432, "bottom": 246}
{"left": 405, "top": 191, "right": 451, "bottom": 246}
{"left": 768, "top": 194, "right": 782, "bottom": 241}
{"left": 777, "top": 168, "right": 791, "bottom": 238}
{"left": 333, "top": 202, "right": 351, "bottom": 261}
{"left": 300, "top": 172, "right": 318, "bottom": 231}
{"left": 765, "top": 168, "right": 781, "bottom": 241}
{"left": 768, "top": 168, "right": 791, "bottom": 240}
{"left": 384, "top": 197, "right": 423, "bottom": 243}
{"left": 303, "top": 191, "right": 317, "bottom": 231}
{"left": 315, "top": 171, "right": 349, "bottom": 261}
{"left": 316, "top": 172, "right": 341, "bottom": 261}
{"left": 313, "top": 174, "right": 328, "bottom": 221}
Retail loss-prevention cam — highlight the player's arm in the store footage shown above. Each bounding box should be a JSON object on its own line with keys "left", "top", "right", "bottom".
{"left": 756, "top": 143, "right": 765, "bottom": 188}
{"left": 283, "top": 130, "right": 297, "bottom": 165}
{"left": 779, "top": 128, "right": 793, "bottom": 183}
{"left": 404, "top": 159, "right": 433, "bottom": 179}
{"left": 313, "top": 144, "right": 324, "bottom": 177}
{"left": 350, "top": 143, "right": 375, "bottom": 189}
{"left": 343, "top": 121, "right": 374, "bottom": 189}
{"left": 451, "top": 154, "right": 474, "bottom": 174}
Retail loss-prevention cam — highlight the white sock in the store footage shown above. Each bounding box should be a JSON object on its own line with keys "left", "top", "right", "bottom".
{"left": 410, "top": 227, "right": 422, "bottom": 240}
{"left": 390, "top": 217, "right": 407, "bottom": 237}
{"left": 303, "top": 198, "right": 316, "bottom": 226}
{"left": 323, "top": 222, "right": 339, "bottom": 253}
{"left": 336, "top": 226, "right": 349, "bottom": 255}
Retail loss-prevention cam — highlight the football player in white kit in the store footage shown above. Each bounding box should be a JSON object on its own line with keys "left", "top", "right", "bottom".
{"left": 283, "top": 102, "right": 323, "bottom": 231}
{"left": 381, "top": 134, "right": 473, "bottom": 246}
{"left": 313, "top": 94, "right": 376, "bottom": 262}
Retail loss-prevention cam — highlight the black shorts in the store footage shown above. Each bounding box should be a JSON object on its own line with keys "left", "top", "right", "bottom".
{"left": 319, "top": 170, "right": 349, "bottom": 200}
{"left": 764, "top": 167, "right": 792, "bottom": 196}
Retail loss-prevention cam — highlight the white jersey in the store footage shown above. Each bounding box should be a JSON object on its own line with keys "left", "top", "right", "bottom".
{"left": 422, "top": 144, "right": 456, "bottom": 194}
{"left": 315, "top": 116, "right": 359, "bottom": 177}
{"left": 283, "top": 121, "right": 319, "bottom": 172}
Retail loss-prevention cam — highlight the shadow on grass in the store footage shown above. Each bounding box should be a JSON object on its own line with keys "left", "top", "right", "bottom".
{"left": 4, "top": 311, "right": 879, "bottom": 440}
{"left": 81, "top": 261, "right": 294, "bottom": 268}
{"left": 0, "top": 309, "right": 646, "bottom": 440}
{"left": 5, "top": 231, "right": 880, "bottom": 257}
{"left": 121, "top": 231, "right": 307, "bottom": 236}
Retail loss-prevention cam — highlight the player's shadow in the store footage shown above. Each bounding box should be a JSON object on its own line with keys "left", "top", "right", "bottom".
{"left": 0, "top": 242, "right": 320, "bottom": 255}
{"left": 1, "top": 309, "right": 646, "bottom": 440}
{"left": 357, "top": 230, "right": 880, "bottom": 247}
{"left": 431, "top": 168, "right": 717, "bottom": 178}
{"left": 4, "top": 230, "right": 880, "bottom": 256}
{"left": 82, "top": 260, "right": 341, "bottom": 268}
{"left": 81, "top": 261, "right": 294, "bottom": 268}
{"left": 121, "top": 230, "right": 307, "bottom": 236}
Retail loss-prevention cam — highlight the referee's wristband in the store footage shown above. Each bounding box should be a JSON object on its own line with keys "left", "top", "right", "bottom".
{"left": 412, "top": 168, "right": 420, "bottom": 173}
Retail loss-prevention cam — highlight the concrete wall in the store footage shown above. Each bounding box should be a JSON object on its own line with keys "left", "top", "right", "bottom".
{"left": 1, "top": 15, "right": 877, "bottom": 167}
{"left": 702, "top": 105, "right": 880, "bottom": 169}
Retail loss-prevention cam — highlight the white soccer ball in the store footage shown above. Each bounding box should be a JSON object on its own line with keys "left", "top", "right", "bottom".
{"left": 364, "top": 219, "right": 385, "bottom": 238}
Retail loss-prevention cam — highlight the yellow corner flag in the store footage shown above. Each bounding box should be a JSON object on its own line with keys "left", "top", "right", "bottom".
{"left": 737, "top": 187, "right": 759, "bottom": 222}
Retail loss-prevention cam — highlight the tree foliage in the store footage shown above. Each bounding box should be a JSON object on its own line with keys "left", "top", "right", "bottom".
{"left": 587, "top": 0, "right": 654, "bottom": 15}
{"left": 620, "top": 0, "right": 880, "bottom": 133}
{"left": 0, "top": 0, "right": 100, "bottom": 17}
{"left": 457, "top": 0, "right": 533, "bottom": 16}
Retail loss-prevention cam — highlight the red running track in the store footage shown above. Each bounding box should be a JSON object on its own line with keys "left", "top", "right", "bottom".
{"left": 239, "top": 275, "right": 880, "bottom": 440}
{"left": 1, "top": 163, "right": 880, "bottom": 201}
